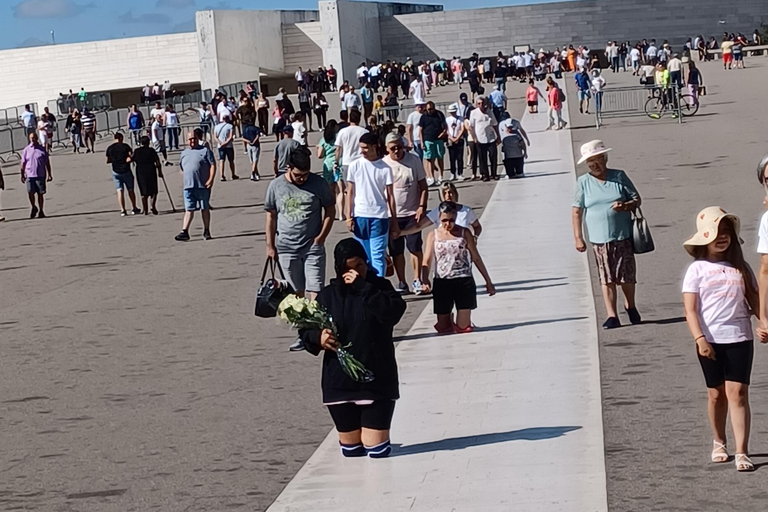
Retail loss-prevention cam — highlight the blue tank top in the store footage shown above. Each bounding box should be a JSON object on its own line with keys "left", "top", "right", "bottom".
{"left": 128, "top": 112, "right": 142, "bottom": 130}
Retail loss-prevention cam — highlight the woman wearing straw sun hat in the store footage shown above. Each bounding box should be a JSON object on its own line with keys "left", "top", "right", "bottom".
{"left": 572, "top": 140, "right": 642, "bottom": 329}
{"left": 682, "top": 207, "right": 760, "bottom": 472}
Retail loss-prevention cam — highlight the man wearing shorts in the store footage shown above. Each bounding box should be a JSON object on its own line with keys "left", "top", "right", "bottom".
{"left": 265, "top": 146, "right": 335, "bottom": 351}
{"left": 383, "top": 132, "right": 428, "bottom": 294}
{"left": 418, "top": 101, "right": 447, "bottom": 186}
{"left": 242, "top": 123, "right": 261, "bottom": 181}
{"left": 214, "top": 115, "right": 238, "bottom": 181}
{"left": 176, "top": 129, "right": 216, "bottom": 241}
{"left": 105, "top": 132, "right": 140, "bottom": 216}
{"left": 20, "top": 132, "right": 52, "bottom": 219}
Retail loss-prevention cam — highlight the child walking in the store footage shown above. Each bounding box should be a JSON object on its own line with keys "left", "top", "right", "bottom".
{"left": 525, "top": 79, "right": 544, "bottom": 114}
{"left": 682, "top": 207, "right": 761, "bottom": 472}
{"left": 421, "top": 201, "right": 495, "bottom": 334}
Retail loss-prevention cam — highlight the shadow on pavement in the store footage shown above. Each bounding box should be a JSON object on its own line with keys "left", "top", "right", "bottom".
{"left": 394, "top": 315, "right": 587, "bottom": 342}
{"left": 391, "top": 426, "right": 583, "bottom": 456}
{"left": 641, "top": 316, "right": 686, "bottom": 325}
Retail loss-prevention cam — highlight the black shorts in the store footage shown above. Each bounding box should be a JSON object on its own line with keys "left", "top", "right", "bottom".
{"left": 327, "top": 400, "right": 396, "bottom": 432}
{"left": 432, "top": 276, "right": 477, "bottom": 315}
{"left": 469, "top": 76, "right": 480, "bottom": 93}
{"left": 388, "top": 216, "right": 423, "bottom": 256}
{"left": 527, "top": 101, "right": 538, "bottom": 107}
{"left": 698, "top": 340, "right": 754, "bottom": 388}
{"left": 218, "top": 146, "right": 235, "bottom": 162}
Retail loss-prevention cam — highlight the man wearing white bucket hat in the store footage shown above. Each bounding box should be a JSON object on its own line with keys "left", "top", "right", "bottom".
{"left": 572, "top": 140, "right": 643, "bottom": 329}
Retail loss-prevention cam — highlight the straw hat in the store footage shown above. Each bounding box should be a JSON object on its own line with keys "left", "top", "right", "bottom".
{"left": 683, "top": 206, "right": 742, "bottom": 256}
{"left": 577, "top": 140, "right": 612, "bottom": 165}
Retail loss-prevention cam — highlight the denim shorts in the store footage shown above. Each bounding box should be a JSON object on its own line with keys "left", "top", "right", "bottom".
{"left": 184, "top": 187, "right": 211, "bottom": 211}
{"left": 26, "top": 178, "right": 46, "bottom": 195}
{"left": 218, "top": 146, "right": 235, "bottom": 162}
{"left": 112, "top": 171, "right": 134, "bottom": 191}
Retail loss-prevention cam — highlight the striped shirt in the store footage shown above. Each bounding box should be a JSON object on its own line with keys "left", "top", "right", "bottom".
{"left": 81, "top": 113, "right": 96, "bottom": 132}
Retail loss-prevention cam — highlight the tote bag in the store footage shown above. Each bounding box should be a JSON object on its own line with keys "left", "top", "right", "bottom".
{"left": 632, "top": 207, "right": 655, "bottom": 254}
{"left": 254, "top": 258, "right": 294, "bottom": 318}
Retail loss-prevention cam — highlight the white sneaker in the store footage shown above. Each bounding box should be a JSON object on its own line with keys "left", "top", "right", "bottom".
{"left": 426, "top": 177, "right": 435, "bottom": 187}
{"left": 435, "top": 177, "right": 442, "bottom": 186}
{"left": 450, "top": 173, "right": 457, "bottom": 181}
{"left": 413, "top": 279, "right": 423, "bottom": 295}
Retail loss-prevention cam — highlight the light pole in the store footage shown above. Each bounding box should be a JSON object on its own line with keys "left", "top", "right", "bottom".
{"left": 50, "top": 30, "right": 55, "bottom": 45}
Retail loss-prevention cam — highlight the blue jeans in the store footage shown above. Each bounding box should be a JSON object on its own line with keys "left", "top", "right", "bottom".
{"left": 594, "top": 91, "right": 603, "bottom": 112}
{"left": 167, "top": 127, "right": 179, "bottom": 150}
{"left": 353, "top": 217, "right": 390, "bottom": 277}
{"left": 412, "top": 143, "right": 423, "bottom": 160}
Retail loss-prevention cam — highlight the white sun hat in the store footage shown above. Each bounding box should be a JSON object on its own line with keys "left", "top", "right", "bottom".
{"left": 577, "top": 139, "right": 613, "bottom": 165}
{"left": 683, "top": 206, "right": 742, "bottom": 256}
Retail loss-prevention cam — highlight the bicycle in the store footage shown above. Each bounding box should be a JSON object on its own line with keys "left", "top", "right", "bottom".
{"left": 644, "top": 87, "right": 699, "bottom": 119}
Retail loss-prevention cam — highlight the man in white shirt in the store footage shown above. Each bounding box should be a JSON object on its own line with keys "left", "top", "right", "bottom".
{"left": 295, "top": 67, "right": 303, "bottom": 87}
{"left": 149, "top": 101, "right": 165, "bottom": 122}
{"left": 630, "top": 46, "right": 641, "bottom": 75}
{"left": 468, "top": 96, "right": 500, "bottom": 182}
{"left": 383, "top": 131, "right": 428, "bottom": 294}
{"left": 343, "top": 86, "right": 362, "bottom": 114}
{"left": 409, "top": 75, "right": 426, "bottom": 106}
{"left": 445, "top": 105, "right": 466, "bottom": 180}
{"left": 345, "top": 131, "right": 399, "bottom": 277}
{"left": 162, "top": 80, "right": 172, "bottom": 99}
{"left": 667, "top": 53, "right": 684, "bottom": 90}
{"left": 334, "top": 109, "right": 368, "bottom": 181}
{"left": 356, "top": 62, "right": 368, "bottom": 87}
{"left": 368, "top": 63, "right": 381, "bottom": 91}
{"left": 20, "top": 105, "right": 37, "bottom": 137}
{"left": 646, "top": 40, "right": 659, "bottom": 65}
{"left": 406, "top": 103, "right": 425, "bottom": 160}
{"left": 151, "top": 115, "right": 171, "bottom": 166}
{"left": 606, "top": 41, "right": 619, "bottom": 72}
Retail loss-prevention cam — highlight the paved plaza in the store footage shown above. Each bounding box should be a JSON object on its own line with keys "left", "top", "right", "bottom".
{"left": 3, "top": 57, "right": 768, "bottom": 512}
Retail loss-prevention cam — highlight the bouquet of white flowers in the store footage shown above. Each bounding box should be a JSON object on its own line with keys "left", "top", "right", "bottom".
{"left": 277, "top": 294, "right": 375, "bottom": 383}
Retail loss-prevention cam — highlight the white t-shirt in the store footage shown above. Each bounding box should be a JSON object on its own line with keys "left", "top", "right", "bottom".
{"left": 291, "top": 121, "right": 306, "bottom": 145}
{"left": 524, "top": 53, "right": 533, "bottom": 66}
{"left": 576, "top": 56, "right": 586, "bottom": 69}
{"left": 348, "top": 158, "right": 393, "bottom": 219}
{"left": 335, "top": 125, "right": 368, "bottom": 166}
{"left": 646, "top": 45, "right": 658, "bottom": 58}
{"left": 630, "top": 48, "right": 641, "bottom": 61}
{"left": 445, "top": 115, "right": 463, "bottom": 140}
{"left": 357, "top": 66, "right": 368, "bottom": 78}
{"left": 682, "top": 260, "right": 753, "bottom": 344}
{"left": 591, "top": 76, "right": 606, "bottom": 93}
{"left": 426, "top": 204, "right": 478, "bottom": 229}
{"left": 406, "top": 111, "right": 422, "bottom": 143}
{"left": 498, "top": 118, "right": 522, "bottom": 141}
{"left": 21, "top": 111, "right": 36, "bottom": 128}
{"left": 383, "top": 153, "right": 426, "bottom": 217}
{"left": 151, "top": 121, "right": 164, "bottom": 143}
{"left": 757, "top": 211, "right": 768, "bottom": 254}
{"left": 469, "top": 108, "right": 498, "bottom": 144}
{"left": 410, "top": 80, "right": 425, "bottom": 105}
{"left": 216, "top": 102, "right": 231, "bottom": 122}
{"left": 150, "top": 107, "right": 165, "bottom": 121}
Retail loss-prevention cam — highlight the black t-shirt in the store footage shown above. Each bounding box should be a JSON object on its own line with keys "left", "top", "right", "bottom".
{"left": 106, "top": 142, "right": 132, "bottom": 174}
{"left": 494, "top": 62, "right": 507, "bottom": 78}
{"left": 132, "top": 146, "right": 159, "bottom": 174}
{"left": 418, "top": 110, "right": 446, "bottom": 142}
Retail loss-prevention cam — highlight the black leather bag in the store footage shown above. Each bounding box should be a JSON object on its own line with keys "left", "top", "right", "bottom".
{"left": 254, "top": 258, "right": 294, "bottom": 318}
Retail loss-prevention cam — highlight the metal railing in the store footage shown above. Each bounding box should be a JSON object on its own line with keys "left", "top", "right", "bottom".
{"left": 594, "top": 85, "right": 682, "bottom": 129}
{"left": 47, "top": 93, "right": 112, "bottom": 116}
{"left": 0, "top": 103, "right": 39, "bottom": 127}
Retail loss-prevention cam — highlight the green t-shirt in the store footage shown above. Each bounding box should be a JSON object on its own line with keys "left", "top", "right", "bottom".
{"left": 319, "top": 137, "right": 336, "bottom": 172}
{"left": 573, "top": 169, "right": 639, "bottom": 245}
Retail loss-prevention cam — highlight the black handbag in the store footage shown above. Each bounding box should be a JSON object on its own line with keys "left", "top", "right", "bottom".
{"left": 254, "top": 258, "right": 294, "bottom": 318}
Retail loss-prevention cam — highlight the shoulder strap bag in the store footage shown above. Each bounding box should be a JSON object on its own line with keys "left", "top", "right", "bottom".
{"left": 254, "top": 257, "right": 295, "bottom": 318}
{"left": 631, "top": 207, "right": 655, "bottom": 254}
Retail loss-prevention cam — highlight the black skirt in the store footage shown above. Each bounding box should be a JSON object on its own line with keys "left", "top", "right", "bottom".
{"left": 136, "top": 168, "right": 158, "bottom": 197}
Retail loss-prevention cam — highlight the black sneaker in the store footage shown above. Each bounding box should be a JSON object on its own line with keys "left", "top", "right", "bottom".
{"left": 37, "top": 211, "right": 46, "bottom": 219}
{"left": 30, "top": 206, "right": 38, "bottom": 219}
{"left": 602, "top": 317, "right": 621, "bottom": 329}
{"left": 203, "top": 230, "right": 212, "bottom": 241}
{"left": 289, "top": 338, "right": 306, "bottom": 352}
{"left": 174, "top": 230, "right": 190, "bottom": 241}
{"left": 625, "top": 307, "right": 642, "bottom": 325}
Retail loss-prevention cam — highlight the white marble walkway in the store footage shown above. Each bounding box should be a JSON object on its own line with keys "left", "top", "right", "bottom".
{"left": 267, "top": 90, "right": 608, "bottom": 512}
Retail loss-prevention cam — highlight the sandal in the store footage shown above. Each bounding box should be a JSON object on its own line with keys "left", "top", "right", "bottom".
{"left": 735, "top": 453, "right": 755, "bottom": 472}
{"left": 433, "top": 322, "right": 454, "bottom": 335}
{"left": 453, "top": 323, "right": 475, "bottom": 334}
{"left": 711, "top": 441, "right": 728, "bottom": 463}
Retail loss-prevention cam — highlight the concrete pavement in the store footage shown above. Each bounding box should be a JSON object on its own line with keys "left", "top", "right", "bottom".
{"left": 267, "top": 83, "right": 608, "bottom": 512}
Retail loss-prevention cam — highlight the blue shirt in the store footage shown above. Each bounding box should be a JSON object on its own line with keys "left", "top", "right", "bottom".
{"left": 572, "top": 169, "right": 639, "bottom": 244}
{"left": 180, "top": 146, "right": 216, "bottom": 189}
{"left": 489, "top": 89, "right": 506, "bottom": 108}
{"left": 575, "top": 73, "right": 591, "bottom": 91}
{"left": 360, "top": 87, "right": 374, "bottom": 104}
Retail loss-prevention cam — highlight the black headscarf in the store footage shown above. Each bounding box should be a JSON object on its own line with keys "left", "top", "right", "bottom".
{"left": 333, "top": 238, "right": 369, "bottom": 280}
